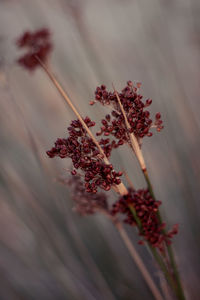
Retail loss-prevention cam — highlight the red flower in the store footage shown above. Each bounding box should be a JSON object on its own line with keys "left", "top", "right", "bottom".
{"left": 112, "top": 189, "right": 178, "bottom": 252}
{"left": 46, "top": 117, "right": 122, "bottom": 194}
{"left": 16, "top": 28, "right": 52, "bottom": 71}
{"left": 92, "top": 81, "right": 164, "bottom": 153}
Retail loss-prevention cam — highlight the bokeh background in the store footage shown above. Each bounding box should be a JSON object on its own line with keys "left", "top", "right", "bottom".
{"left": 0, "top": 0, "right": 200, "bottom": 299}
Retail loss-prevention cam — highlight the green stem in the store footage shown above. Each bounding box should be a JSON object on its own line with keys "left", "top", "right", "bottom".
{"left": 129, "top": 205, "right": 143, "bottom": 230}
{"left": 167, "top": 245, "right": 186, "bottom": 300}
{"left": 149, "top": 245, "right": 177, "bottom": 293}
{"left": 143, "top": 169, "right": 185, "bottom": 300}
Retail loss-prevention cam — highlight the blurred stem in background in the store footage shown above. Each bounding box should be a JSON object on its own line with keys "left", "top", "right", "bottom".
{"left": 102, "top": 210, "right": 164, "bottom": 300}
{"left": 116, "top": 222, "right": 164, "bottom": 300}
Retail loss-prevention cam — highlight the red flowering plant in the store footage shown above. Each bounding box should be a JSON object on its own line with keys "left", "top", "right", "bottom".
{"left": 16, "top": 29, "right": 185, "bottom": 300}
{"left": 16, "top": 29, "right": 52, "bottom": 71}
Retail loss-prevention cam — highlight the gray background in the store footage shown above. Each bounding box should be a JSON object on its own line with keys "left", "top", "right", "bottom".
{"left": 0, "top": 0, "right": 199, "bottom": 299}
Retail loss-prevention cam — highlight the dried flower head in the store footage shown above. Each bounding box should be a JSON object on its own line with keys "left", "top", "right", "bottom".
{"left": 112, "top": 189, "right": 178, "bottom": 252}
{"left": 92, "top": 82, "right": 163, "bottom": 151}
{"left": 46, "top": 117, "right": 122, "bottom": 193}
{"left": 16, "top": 28, "right": 52, "bottom": 71}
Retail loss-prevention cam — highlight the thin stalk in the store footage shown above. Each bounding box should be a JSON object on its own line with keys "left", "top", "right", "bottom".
{"left": 37, "top": 57, "right": 106, "bottom": 161}
{"left": 110, "top": 89, "right": 173, "bottom": 296}
{"left": 165, "top": 242, "right": 185, "bottom": 300}
{"left": 113, "top": 84, "right": 146, "bottom": 171}
{"left": 129, "top": 205, "right": 143, "bottom": 230}
{"left": 116, "top": 223, "right": 164, "bottom": 300}
{"left": 113, "top": 87, "right": 185, "bottom": 300}
{"left": 129, "top": 205, "right": 176, "bottom": 295}
{"left": 149, "top": 246, "right": 177, "bottom": 294}
{"left": 101, "top": 209, "right": 165, "bottom": 300}
{"left": 143, "top": 170, "right": 185, "bottom": 300}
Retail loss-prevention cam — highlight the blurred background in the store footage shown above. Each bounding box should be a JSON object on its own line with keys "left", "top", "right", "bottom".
{"left": 0, "top": 0, "right": 200, "bottom": 299}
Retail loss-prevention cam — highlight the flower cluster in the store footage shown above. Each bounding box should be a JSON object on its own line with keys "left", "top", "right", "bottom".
{"left": 16, "top": 28, "right": 52, "bottom": 71}
{"left": 67, "top": 175, "right": 109, "bottom": 215}
{"left": 96, "top": 113, "right": 127, "bottom": 156}
{"left": 46, "top": 117, "right": 122, "bottom": 193}
{"left": 111, "top": 189, "right": 178, "bottom": 252}
{"left": 92, "top": 81, "right": 163, "bottom": 149}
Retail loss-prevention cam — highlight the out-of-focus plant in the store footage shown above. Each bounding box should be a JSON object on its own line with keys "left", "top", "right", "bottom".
{"left": 16, "top": 28, "right": 186, "bottom": 300}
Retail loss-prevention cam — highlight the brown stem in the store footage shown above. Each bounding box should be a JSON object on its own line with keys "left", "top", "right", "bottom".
{"left": 113, "top": 85, "right": 146, "bottom": 170}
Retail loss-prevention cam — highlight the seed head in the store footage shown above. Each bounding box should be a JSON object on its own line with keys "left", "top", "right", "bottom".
{"left": 16, "top": 28, "right": 52, "bottom": 71}
{"left": 111, "top": 189, "right": 178, "bottom": 252}
{"left": 46, "top": 117, "right": 122, "bottom": 193}
{"left": 93, "top": 81, "right": 164, "bottom": 153}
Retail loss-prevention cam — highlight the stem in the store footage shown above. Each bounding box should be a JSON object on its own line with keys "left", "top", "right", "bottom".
{"left": 115, "top": 222, "right": 164, "bottom": 300}
{"left": 166, "top": 245, "right": 185, "bottom": 300}
{"left": 113, "top": 85, "right": 146, "bottom": 170}
{"left": 113, "top": 87, "right": 185, "bottom": 299}
{"left": 129, "top": 205, "right": 176, "bottom": 296}
{"left": 143, "top": 169, "right": 156, "bottom": 200}
{"left": 129, "top": 205, "right": 143, "bottom": 230}
{"left": 37, "top": 57, "right": 106, "bottom": 160}
{"left": 143, "top": 170, "right": 185, "bottom": 300}
{"left": 149, "top": 246, "right": 177, "bottom": 294}
{"left": 106, "top": 88, "right": 171, "bottom": 297}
